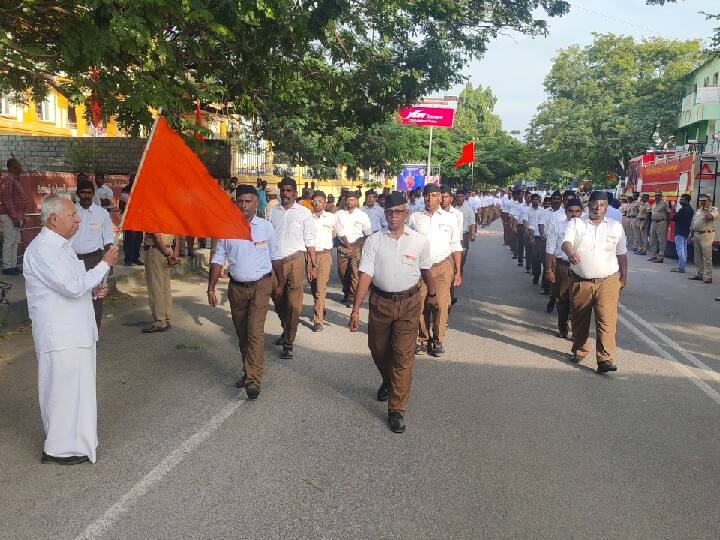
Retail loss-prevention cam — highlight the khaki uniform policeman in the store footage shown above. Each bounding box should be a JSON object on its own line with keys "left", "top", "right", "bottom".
{"left": 689, "top": 194, "right": 718, "bottom": 284}
{"left": 634, "top": 194, "right": 650, "bottom": 255}
{"left": 349, "top": 192, "right": 436, "bottom": 434}
{"left": 625, "top": 195, "right": 637, "bottom": 250}
{"left": 208, "top": 184, "right": 285, "bottom": 399}
{"left": 143, "top": 231, "right": 179, "bottom": 333}
{"left": 648, "top": 191, "right": 670, "bottom": 263}
{"left": 407, "top": 183, "right": 463, "bottom": 357}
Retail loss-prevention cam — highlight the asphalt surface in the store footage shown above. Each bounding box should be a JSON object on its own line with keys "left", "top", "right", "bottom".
{"left": 1, "top": 221, "right": 719, "bottom": 539}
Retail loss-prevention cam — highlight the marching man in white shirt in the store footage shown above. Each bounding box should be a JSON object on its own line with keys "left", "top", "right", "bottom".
{"left": 336, "top": 190, "right": 372, "bottom": 308}
{"left": 267, "top": 177, "right": 317, "bottom": 359}
{"left": 72, "top": 178, "right": 115, "bottom": 329}
{"left": 208, "top": 185, "right": 285, "bottom": 399}
{"left": 361, "top": 189, "right": 386, "bottom": 233}
{"left": 408, "top": 183, "right": 463, "bottom": 357}
{"left": 562, "top": 191, "right": 628, "bottom": 373}
{"left": 308, "top": 191, "right": 337, "bottom": 331}
{"left": 24, "top": 194, "right": 119, "bottom": 464}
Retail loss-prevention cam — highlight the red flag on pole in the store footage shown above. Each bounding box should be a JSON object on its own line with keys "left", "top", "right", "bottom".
{"left": 90, "top": 67, "right": 102, "bottom": 127}
{"left": 122, "top": 116, "right": 251, "bottom": 240}
{"left": 454, "top": 141, "right": 475, "bottom": 169}
{"left": 194, "top": 101, "right": 205, "bottom": 142}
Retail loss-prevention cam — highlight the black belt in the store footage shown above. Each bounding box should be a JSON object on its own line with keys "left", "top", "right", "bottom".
{"left": 371, "top": 284, "right": 419, "bottom": 300}
{"left": 556, "top": 258, "right": 570, "bottom": 266}
{"left": 76, "top": 249, "right": 103, "bottom": 260}
{"left": 229, "top": 272, "right": 272, "bottom": 287}
{"left": 652, "top": 218, "right": 666, "bottom": 223}
{"left": 570, "top": 271, "right": 617, "bottom": 284}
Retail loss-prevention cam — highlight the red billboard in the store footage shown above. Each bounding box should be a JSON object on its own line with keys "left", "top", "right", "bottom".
{"left": 397, "top": 106, "right": 456, "bottom": 128}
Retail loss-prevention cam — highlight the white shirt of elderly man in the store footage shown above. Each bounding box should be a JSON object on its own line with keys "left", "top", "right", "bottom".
{"left": 23, "top": 195, "right": 118, "bottom": 465}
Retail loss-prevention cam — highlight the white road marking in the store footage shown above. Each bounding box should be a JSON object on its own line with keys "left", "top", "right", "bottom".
{"left": 617, "top": 304, "right": 720, "bottom": 406}
{"left": 75, "top": 400, "right": 242, "bottom": 539}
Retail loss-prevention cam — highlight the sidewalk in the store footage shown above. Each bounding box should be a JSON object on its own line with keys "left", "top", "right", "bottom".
{"left": 0, "top": 248, "right": 212, "bottom": 328}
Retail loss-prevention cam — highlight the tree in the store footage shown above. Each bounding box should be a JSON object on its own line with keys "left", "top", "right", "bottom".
{"left": 0, "top": 0, "right": 570, "bottom": 139}
{"left": 526, "top": 34, "right": 702, "bottom": 183}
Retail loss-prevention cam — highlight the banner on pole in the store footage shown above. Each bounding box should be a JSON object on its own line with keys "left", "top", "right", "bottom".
{"left": 397, "top": 106, "right": 456, "bottom": 128}
{"left": 395, "top": 164, "right": 440, "bottom": 191}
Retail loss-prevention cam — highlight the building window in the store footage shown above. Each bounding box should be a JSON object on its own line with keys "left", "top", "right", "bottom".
{"left": 67, "top": 106, "right": 77, "bottom": 129}
{"left": 714, "top": 73, "right": 719, "bottom": 86}
{"left": 35, "top": 94, "right": 55, "bottom": 122}
{"left": 704, "top": 77, "right": 710, "bottom": 87}
{"left": 0, "top": 94, "right": 17, "bottom": 117}
{"left": 236, "top": 139, "right": 268, "bottom": 176}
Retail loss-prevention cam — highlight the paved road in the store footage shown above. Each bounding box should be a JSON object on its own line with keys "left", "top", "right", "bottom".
{"left": 1, "top": 222, "right": 719, "bottom": 539}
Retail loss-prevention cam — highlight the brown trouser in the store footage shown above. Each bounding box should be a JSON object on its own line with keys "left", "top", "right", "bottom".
{"left": 368, "top": 288, "right": 422, "bottom": 414}
{"left": 77, "top": 249, "right": 105, "bottom": 329}
{"left": 649, "top": 220, "right": 667, "bottom": 259}
{"left": 693, "top": 231, "right": 714, "bottom": 281}
{"left": 570, "top": 272, "right": 621, "bottom": 364}
{"left": 531, "top": 236, "right": 545, "bottom": 280}
{"left": 306, "top": 250, "right": 331, "bottom": 324}
{"left": 145, "top": 247, "right": 172, "bottom": 324}
{"left": 337, "top": 242, "right": 362, "bottom": 301}
{"left": 228, "top": 277, "right": 272, "bottom": 385}
{"left": 501, "top": 212, "right": 510, "bottom": 244}
{"left": 272, "top": 251, "right": 305, "bottom": 347}
{"left": 554, "top": 259, "right": 572, "bottom": 334}
{"left": 635, "top": 219, "right": 648, "bottom": 252}
{"left": 524, "top": 232, "right": 532, "bottom": 270}
{"left": 515, "top": 225, "right": 525, "bottom": 263}
{"left": 418, "top": 257, "right": 453, "bottom": 346}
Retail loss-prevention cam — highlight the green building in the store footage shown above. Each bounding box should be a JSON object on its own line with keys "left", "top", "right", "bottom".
{"left": 677, "top": 57, "right": 720, "bottom": 149}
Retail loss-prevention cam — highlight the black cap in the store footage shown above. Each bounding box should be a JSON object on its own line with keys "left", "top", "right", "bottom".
{"left": 562, "top": 190, "right": 575, "bottom": 198}
{"left": 313, "top": 190, "right": 326, "bottom": 198}
{"left": 279, "top": 177, "right": 296, "bottom": 189}
{"left": 440, "top": 184, "right": 452, "bottom": 194}
{"left": 76, "top": 179, "right": 94, "bottom": 192}
{"left": 551, "top": 191, "right": 562, "bottom": 198}
{"left": 236, "top": 184, "right": 258, "bottom": 197}
{"left": 385, "top": 191, "right": 407, "bottom": 209}
{"left": 589, "top": 190, "right": 608, "bottom": 202}
{"left": 345, "top": 190, "right": 359, "bottom": 199}
{"left": 423, "top": 183, "right": 441, "bottom": 195}
{"left": 567, "top": 198, "right": 582, "bottom": 208}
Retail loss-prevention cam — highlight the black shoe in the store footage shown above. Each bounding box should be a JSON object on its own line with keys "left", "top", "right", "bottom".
{"left": 518, "top": 262, "right": 523, "bottom": 266}
{"left": 281, "top": 346, "right": 293, "bottom": 359}
{"left": 234, "top": 375, "right": 246, "bottom": 388}
{"left": 345, "top": 301, "right": 353, "bottom": 308}
{"left": 376, "top": 382, "right": 390, "bottom": 402}
{"left": 415, "top": 343, "right": 424, "bottom": 355}
{"left": 245, "top": 382, "right": 260, "bottom": 399}
{"left": 596, "top": 362, "right": 618, "bottom": 374}
{"left": 312, "top": 323, "right": 323, "bottom": 332}
{"left": 450, "top": 297, "right": 458, "bottom": 305}
{"left": 388, "top": 412, "right": 406, "bottom": 433}
{"left": 41, "top": 452, "right": 90, "bottom": 465}
{"left": 430, "top": 342, "right": 445, "bottom": 356}
{"left": 545, "top": 299, "right": 555, "bottom": 313}
{"left": 1, "top": 267, "right": 21, "bottom": 275}
{"left": 512, "top": 255, "right": 517, "bottom": 259}
{"left": 570, "top": 353, "right": 584, "bottom": 364}
{"left": 557, "top": 330, "right": 568, "bottom": 339}
{"left": 275, "top": 335, "right": 284, "bottom": 346}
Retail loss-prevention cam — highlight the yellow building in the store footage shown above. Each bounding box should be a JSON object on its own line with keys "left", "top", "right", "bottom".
{"left": 0, "top": 90, "right": 121, "bottom": 137}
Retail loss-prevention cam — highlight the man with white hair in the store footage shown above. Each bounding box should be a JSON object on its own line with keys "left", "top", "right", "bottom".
{"left": 23, "top": 195, "right": 119, "bottom": 464}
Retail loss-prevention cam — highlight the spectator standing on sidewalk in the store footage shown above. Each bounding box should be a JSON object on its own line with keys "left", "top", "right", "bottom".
{"left": 0, "top": 158, "right": 27, "bottom": 275}
{"left": 689, "top": 194, "right": 718, "bottom": 284}
{"left": 670, "top": 194, "right": 693, "bottom": 274}
{"left": 92, "top": 172, "right": 114, "bottom": 210}
{"left": 119, "top": 173, "right": 143, "bottom": 266}
{"left": 142, "top": 231, "right": 179, "bottom": 333}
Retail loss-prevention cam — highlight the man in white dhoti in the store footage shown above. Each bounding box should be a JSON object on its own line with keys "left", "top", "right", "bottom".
{"left": 23, "top": 195, "right": 118, "bottom": 465}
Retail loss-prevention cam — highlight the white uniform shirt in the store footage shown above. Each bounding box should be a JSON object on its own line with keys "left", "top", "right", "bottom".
{"left": 359, "top": 227, "right": 432, "bottom": 292}
{"left": 407, "top": 208, "right": 463, "bottom": 263}
{"left": 526, "top": 206, "right": 546, "bottom": 235}
{"left": 516, "top": 203, "right": 529, "bottom": 225}
{"left": 72, "top": 203, "right": 114, "bottom": 255}
{"left": 562, "top": 217, "right": 627, "bottom": 279}
{"left": 361, "top": 204, "right": 387, "bottom": 233}
{"left": 336, "top": 208, "right": 372, "bottom": 243}
{"left": 93, "top": 184, "right": 114, "bottom": 207}
{"left": 312, "top": 211, "right": 337, "bottom": 251}
{"left": 468, "top": 196, "right": 481, "bottom": 213}
{"left": 267, "top": 203, "right": 316, "bottom": 258}
{"left": 24, "top": 227, "right": 109, "bottom": 353}
{"left": 459, "top": 202, "right": 476, "bottom": 233}
{"left": 448, "top": 206, "right": 464, "bottom": 236}
{"left": 606, "top": 205, "right": 622, "bottom": 223}
{"left": 545, "top": 213, "right": 569, "bottom": 261}
{"left": 408, "top": 199, "right": 425, "bottom": 215}
{"left": 212, "top": 216, "right": 281, "bottom": 281}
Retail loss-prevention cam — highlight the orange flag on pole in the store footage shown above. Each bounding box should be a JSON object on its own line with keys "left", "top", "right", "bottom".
{"left": 122, "top": 116, "right": 251, "bottom": 240}
{"left": 454, "top": 141, "right": 475, "bottom": 169}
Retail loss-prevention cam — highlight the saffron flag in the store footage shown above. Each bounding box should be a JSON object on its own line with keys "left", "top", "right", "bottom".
{"left": 454, "top": 141, "right": 475, "bottom": 169}
{"left": 123, "top": 116, "right": 251, "bottom": 240}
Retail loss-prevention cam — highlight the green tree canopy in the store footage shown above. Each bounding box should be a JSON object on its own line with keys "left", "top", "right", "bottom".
{"left": 526, "top": 33, "right": 702, "bottom": 183}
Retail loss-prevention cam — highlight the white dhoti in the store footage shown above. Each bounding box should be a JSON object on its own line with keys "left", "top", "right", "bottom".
{"left": 37, "top": 345, "right": 98, "bottom": 463}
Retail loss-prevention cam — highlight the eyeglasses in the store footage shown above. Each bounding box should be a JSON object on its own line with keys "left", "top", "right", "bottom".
{"left": 385, "top": 209, "right": 407, "bottom": 216}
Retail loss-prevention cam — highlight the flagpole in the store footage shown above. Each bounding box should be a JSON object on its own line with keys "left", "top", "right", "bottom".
{"left": 427, "top": 126, "right": 434, "bottom": 183}
{"left": 471, "top": 138, "right": 475, "bottom": 188}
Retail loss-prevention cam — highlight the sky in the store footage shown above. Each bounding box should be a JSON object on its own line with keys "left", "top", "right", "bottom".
{"left": 453, "top": 0, "right": 718, "bottom": 135}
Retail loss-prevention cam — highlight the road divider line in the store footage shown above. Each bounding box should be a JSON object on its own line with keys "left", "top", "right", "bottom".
{"left": 617, "top": 311, "right": 720, "bottom": 407}
{"left": 75, "top": 400, "right": 242, "bottom": 540}
{"left": 619, "top": 302, "right": 720, "bottom": 384}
